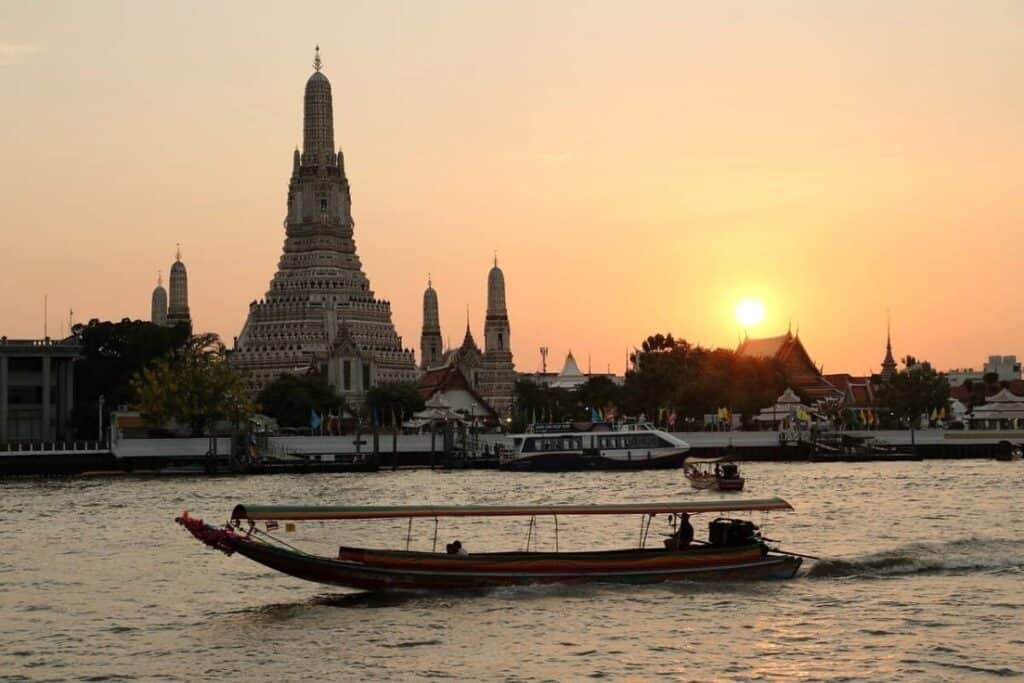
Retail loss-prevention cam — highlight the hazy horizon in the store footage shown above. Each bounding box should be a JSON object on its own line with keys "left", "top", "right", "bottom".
{"left": 2, "top": 1, "right": 1022, "bottom": 376}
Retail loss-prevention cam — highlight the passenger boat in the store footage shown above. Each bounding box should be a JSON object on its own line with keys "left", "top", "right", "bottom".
{"left": 499, "top": 423, "right": 689, "bottom": 471}
{"left": 684, "top": 456, "right": 745, "bottom": 491}
{"left": 175, "top": 497, "right": 803, "bottom": 591}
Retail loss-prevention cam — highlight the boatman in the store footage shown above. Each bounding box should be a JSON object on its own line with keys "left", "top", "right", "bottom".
{"left": 665, "top": 513, "right": 694, "bottom": 550}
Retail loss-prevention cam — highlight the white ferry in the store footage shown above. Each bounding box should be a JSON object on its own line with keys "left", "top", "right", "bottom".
{"left": 499, "top": 423, "right": 690, "bottom": 471}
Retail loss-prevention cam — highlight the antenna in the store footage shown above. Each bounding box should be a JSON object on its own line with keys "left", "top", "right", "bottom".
{"left": 43, "top": 294, "right": 48, "bottom": 339}
{"left": 313, "top": 44, "right": 322, "bottom": 72}
{"left": 540, "top": 346, "right": 549, "bottom": 374}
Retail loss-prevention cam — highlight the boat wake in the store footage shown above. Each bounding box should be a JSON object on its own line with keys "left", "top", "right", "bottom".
{"left": 805, "top": 536, "right": 1024, "bottom": 579}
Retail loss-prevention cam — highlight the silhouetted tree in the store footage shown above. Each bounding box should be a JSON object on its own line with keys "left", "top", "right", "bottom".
{"left": 131, "top": 333, "right": 254, "bottom": 436}
{"left": 365, "top": 382, "right": 425, "bottom": 427}
{"left": 257, "top": 374, "right": 346, "bottom": 429}
{"left": 71, "top": 318, "right": 191, "bottom": 438}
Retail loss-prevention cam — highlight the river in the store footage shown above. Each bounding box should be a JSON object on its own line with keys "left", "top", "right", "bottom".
{"left": 2, "top": 460, "right": 1022, "bottom": 681}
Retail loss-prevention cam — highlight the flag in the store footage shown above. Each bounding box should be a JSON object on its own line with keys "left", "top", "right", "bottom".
{"left": 930, "top": 408, "right": 938, "bottom": 421}
{"left": 310, "top": 410, "right": 322, "bottom": 431}
{"left": 266, "top": 520, "right": 279, "bottom": 531}
{"left": 285, "top": 523, "right": 296, "bottom": 533}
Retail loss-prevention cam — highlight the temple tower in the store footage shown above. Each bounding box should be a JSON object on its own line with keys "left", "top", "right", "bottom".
{"left": 478, "top": 258, "right": 515, "bottom": 418}
{"left": 880, "top": 320, "right": 897, "bottom": 383}
{"left": 230, "top": 47, "right": 417, "bottom": 400}
{"left": 420, "top": 276, "right": 443, "bottom": 370}
{"left": 167, "top": 246, "right": 191, "bottom": 328}
{"left": 151, "top": 272, "right": 168, "bottom": 327}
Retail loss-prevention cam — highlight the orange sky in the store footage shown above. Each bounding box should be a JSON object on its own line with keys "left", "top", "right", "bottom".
{"left": 1, "top": 1, "right": 1022, "bottom": 376}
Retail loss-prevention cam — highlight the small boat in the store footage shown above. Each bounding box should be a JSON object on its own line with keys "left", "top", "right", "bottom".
{"left": 176, "top": 498, "right": 803, "bottom": 591}
{"left": 499, "top": 422, "right": 690, "bottom": 471}
{"left": 684, "top": 456, "right": 745, "bottom": 491}
{"left": 995, "top": 440, "right": 1023, "bottom": 462}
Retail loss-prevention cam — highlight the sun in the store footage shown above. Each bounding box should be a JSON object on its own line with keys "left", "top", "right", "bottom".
{"left": 735, "top": 298, "right": 766, "bottom": 328}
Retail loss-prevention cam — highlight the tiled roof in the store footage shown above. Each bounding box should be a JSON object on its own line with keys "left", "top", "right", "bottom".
{"left": 736, "top": 334, "right": 791, "bottom": 359}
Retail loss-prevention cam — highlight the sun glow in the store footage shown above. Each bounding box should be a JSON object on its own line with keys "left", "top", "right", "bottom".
{"left": 736, "top": 298, "right": 766, "bottom": 328}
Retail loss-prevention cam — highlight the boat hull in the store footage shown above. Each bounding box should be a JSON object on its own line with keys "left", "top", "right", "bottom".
{"left": 501, "top": 450, "right": 686, "bottom": 471}
{"left": 225, "top": 539, "right": 801, "bottom": 591}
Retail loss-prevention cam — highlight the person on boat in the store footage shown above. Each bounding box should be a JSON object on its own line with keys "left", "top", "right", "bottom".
{"left": 664, "top": 513, "right": 694, "bottom": 550}
{"left": 446, "top": 540, "right": 468, "bottom": 556}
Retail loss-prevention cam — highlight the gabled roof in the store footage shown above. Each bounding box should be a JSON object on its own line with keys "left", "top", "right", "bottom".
{"left": 416, "top": 365, "right": 497, "bottom": 418}
{"left": 736, "top": 334, "right": 791, "bottom": 359}
{"left": 739, "top": 331, "right": 841, "bottom": 400}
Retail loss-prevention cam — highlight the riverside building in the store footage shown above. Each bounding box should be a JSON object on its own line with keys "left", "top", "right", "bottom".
{"left": 229, "top": 48, "right": 417, "bottom": 404}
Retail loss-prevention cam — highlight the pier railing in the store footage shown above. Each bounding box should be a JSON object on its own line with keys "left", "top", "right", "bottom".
{"left": 0, "top": 441, "right": 109, "bottom": 455}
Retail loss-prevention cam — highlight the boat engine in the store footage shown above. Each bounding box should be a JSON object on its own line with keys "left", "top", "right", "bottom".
{"left": 708, "top": 517, "right": 762, "bottom": 547}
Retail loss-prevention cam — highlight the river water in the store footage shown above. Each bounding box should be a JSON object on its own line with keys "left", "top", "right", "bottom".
{"left": 2, "top": 460, "right": 1022, "bottom": 681}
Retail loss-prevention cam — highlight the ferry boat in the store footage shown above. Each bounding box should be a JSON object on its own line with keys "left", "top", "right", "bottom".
{"left": 175, "top": 497, "right": 803, "bottom": 591}
{"left": 499, "top": 423, "right": 690, "bottom": 471}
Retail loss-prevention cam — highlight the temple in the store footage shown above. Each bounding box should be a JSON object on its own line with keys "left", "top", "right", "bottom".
{"left": 416, "top": 260, "right": 516, "bottom": 421}
{"left": 230, "top": 48, "right": 417, "bottom": 401}
{"left": 736, "top": 330, "right": 841, "bottom": 401}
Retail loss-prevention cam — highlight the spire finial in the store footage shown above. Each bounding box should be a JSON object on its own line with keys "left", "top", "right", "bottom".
{"left": 428, "top": 272, "right": 432, "bottom": 288}
{"left": 466, "top": 304, "right": 470, "bottom": 330}
{"left": 176, "top": 243, "right": 181, "bottom": 261}
{"left": 157, "top": 270, "right": 162, "bottom": 286}
{"left": 494, "top": 250, "right": 498, "bottom": 268}
{"left": 313, "top": 45, "right": 322, "bottom": 72}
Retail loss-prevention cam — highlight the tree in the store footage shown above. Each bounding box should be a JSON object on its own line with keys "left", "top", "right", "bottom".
{"left": 257, "top": 373, "right": 346, "bottom": 429}
{"left": 132, "top": 333, "right": 254, "bottom": 436}
{"left": 365, "top": 382, "right": 425, "bottom": 427}
{"left": 71, "top": 318, "right": 192, "bottom": 438}
{"left": 878, "top": 357, "right": 950, "bottom": 447}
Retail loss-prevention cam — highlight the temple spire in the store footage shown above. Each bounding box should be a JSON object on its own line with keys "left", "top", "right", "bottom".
{"left": 303, "top": 46, "right": 335, "bottom": 163}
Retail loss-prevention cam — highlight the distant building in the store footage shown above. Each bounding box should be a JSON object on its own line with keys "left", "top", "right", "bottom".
{"left": 229, "top": 48, "right": 417, "bottom": 401}
{"left": 736, "top": 330, "right": 841, "bottom": 401}
{"left": 519, "top": 350, "right": 622, "bottom": 388}
{"left": 166, "top": 246, "right": 191, "bottom": 328}
{"left": 150, "top": 272, "right": 168, "bottom": 327}
{"left": 0, "top": 338, "right": 81, "bottom": 442}
{"left": 946, "top": 355, "right": 1022, "bottom": 387}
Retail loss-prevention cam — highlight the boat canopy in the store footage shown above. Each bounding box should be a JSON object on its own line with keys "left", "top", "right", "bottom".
{"left": 231, "top": 497, "right": 793, "bottom": 521}
{"left": 684, "top": 456, "right": 735, "bottom": 465}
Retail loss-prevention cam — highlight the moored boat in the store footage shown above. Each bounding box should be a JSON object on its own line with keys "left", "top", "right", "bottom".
{"left": 499, "top": 423, "right": 689, "bottom": 471}
{"left": 176, "top": 498, "right": 803, "bottom": 591}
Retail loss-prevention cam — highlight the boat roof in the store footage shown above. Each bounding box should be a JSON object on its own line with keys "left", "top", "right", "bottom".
{"left": 684, "top": 456, "right": 735, "bottom": 465}
{"left": 230, "top": 497, "right": 793, "bottom": 521}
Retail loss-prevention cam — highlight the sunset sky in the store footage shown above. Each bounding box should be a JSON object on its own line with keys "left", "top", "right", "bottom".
{"left": 2, "top": 1, "right": 1022, "bottom": 376}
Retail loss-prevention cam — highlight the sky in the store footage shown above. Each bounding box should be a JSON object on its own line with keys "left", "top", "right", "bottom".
{"left": 1, "top": 1, "right": 1022, "bottom": 376}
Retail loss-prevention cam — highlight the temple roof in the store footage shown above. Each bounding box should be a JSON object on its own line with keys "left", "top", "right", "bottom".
{"left": 738, "top": 331, "right": 841, "bottom": 400}
{"left": 736, "top": 333, "right": 791, "bottom": 359}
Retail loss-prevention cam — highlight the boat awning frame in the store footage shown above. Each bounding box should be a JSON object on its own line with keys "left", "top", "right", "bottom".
{"left": 231, "top": 498, "right": 793, "bottom": 521}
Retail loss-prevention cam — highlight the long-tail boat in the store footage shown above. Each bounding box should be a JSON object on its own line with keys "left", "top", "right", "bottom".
{"left": 176, "top": 498, "right": 802, "bottom": 591}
